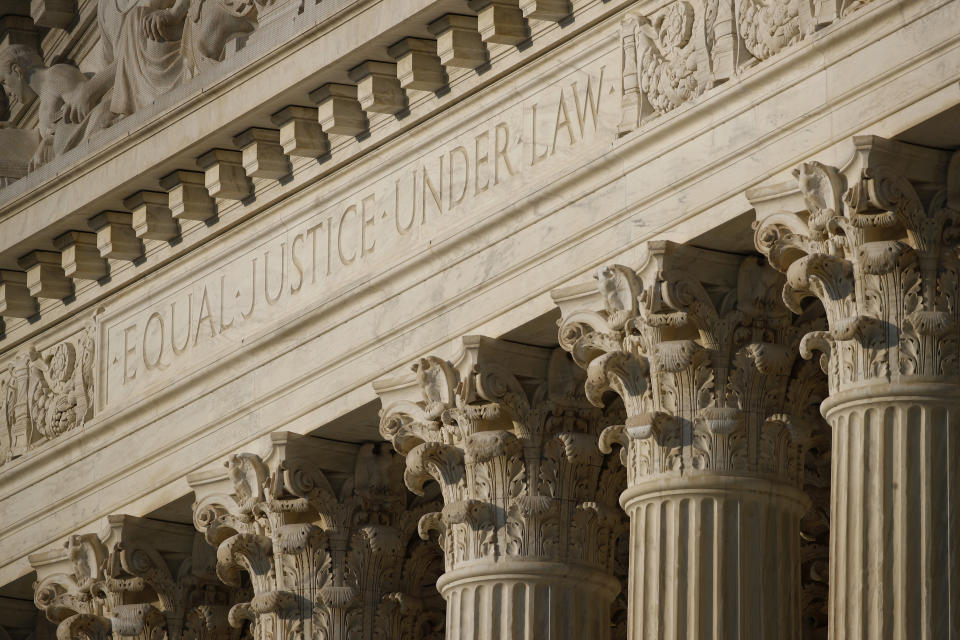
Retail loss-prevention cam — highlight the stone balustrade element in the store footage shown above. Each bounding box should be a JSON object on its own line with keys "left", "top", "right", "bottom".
{"left": 374, "top": 336, "right": 627, "bottom": 640}
{"left": 189, "top": 432, "right": 445, "bottom": 640}
{"left": 29, "top": 514, "right": 238, "bottom": 640}
{"left": 553, "top": 241, "right": 825, "bottom": 640}
{"left": 751, "top": 135, "right": 960, "bottom": 639}
{"left": 0, "top": 323, "right": 94, "bottom": 467}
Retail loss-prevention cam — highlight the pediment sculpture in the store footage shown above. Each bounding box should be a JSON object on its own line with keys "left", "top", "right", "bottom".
{"left": 0, "top": 0, "right": 287, "bottom": 182}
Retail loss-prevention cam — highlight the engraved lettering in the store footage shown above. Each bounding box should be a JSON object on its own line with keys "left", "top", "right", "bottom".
{"left": 571, "top": 66, "right": 604, "bottom": 136}
{"left": 338, "top": 206, "right": 358, "bottom": 266}
{"left": 361, "top": 194, "right": 377, "bottom": 257}
{"left": 552, "top": 90, "right": 575, "bottom": 155}
{"left": 171, "top": 294, "right": 191, "bottom": 355}
{"left": 494, "top": 122, "right": 515, "bottom": 185}
{"left": 395, "top": 174, "right": 416, "bottom": 234}
{"left": 219, "top": 277, "right": 233, "bottom": 333}
{"left": 530, "top": 102, "right": 548, "bottom": 166}
{"left": 142, "top": 311, "right": 165, "bottom": 370}
{"left": 123, "top": 324, "right": 137, "bottom": 383}
{"left": 195, "top": 285, "right": 216, "bottom": 344}
{"left": 291, "top": 232, "right": 305, "bottom": 292}
{"left": 239, "top": 258, "right": 257, "bottom": 320}
{"left": 422, "top": 156, "right": 443, "bottom": 222}
{"left": 264, "top": 243, "right": 285, "bottom": 305}
{"left": 475, "top": 130, "right": 489, "bottom": 196}
{"left": 449, "top": 145, "right": 469, "bottom": 207}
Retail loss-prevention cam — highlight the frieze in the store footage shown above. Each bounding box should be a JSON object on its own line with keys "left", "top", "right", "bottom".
{"left": 99, "top": 56, "right": 617, "bottom": 408}
{"left": 0, "top": 322, "right": 94, "bottom": 467}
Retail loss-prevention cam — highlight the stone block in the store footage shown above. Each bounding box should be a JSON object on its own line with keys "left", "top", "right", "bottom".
{"left": 52, "top": 231, "right": 108, "bottom": 281}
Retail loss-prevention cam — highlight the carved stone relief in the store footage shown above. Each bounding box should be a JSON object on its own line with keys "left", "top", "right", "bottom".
{"left": 554, "top": 241, "right": 828, "bottom": 639}
{"left": 190, "top": 433, "right": 445, "bottom": 640}
{"left": 751, "top": 135, "right": 960, "bottom": 638}
{"left": 618, "top": 0, "right": 878, "bottom": 133}
{"left": 375, "top": 336, "right": 628, "bottom": 640}
{"left": 30, "top": 514, "right": 243, "bottom": 640}
{"left": 0, "top": 323, "right": 94, "bottom": 467}
{"left": 0, "top": 0, "right": 294, "bottom": 177}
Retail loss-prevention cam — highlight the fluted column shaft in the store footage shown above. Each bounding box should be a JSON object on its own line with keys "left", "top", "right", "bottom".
{"left": 440, "top": 560, "right": 619, "bottom": 640}
{"left": 751, "top": 136, "right": 960, "bottom": 637}
{"left": 554, "top": 244, "right": 823, "bottom": 640}
{"left": 823, "top": 384, "right": 960, "bottom": 639}
{"left": 375, "top": 337, "right": 628, "bottom": 640}
{"left": 622, "top": 477, "right": 807, "bottom": 640}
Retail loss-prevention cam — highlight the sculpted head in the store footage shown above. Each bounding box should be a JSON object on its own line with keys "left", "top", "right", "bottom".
{"left": 0, "top": 45, "right": 43, "bottom": 106}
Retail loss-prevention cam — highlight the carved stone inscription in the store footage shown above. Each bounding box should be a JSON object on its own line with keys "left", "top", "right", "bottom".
{"left": 101, "top": 55, "right": 618, "bottom": 406}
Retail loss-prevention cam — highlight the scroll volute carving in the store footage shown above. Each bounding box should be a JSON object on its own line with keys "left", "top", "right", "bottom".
{"left": 189, "top": 432, "right": 444, "bottom": 640}
{"left": 751, "top": 136, "right": 960, "bottom": 394}
{"left": 375, "top": 336, "right": 627, "bottom": 575}
{"left": 555, "top": 241, "right": 825, "bottom": 488}
{"left": 0, "top": 323, "right": 95, "bottom": 467}
{"left": 30, "top": 515, "right": 236, "bottom": 640}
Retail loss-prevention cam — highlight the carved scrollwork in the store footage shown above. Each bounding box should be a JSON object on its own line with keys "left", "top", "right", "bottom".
{"left": 753, "top": 142, "right": 960, "bottom": 393}
{"left": 192, "top": 437, "right": 444, "bottom": 640}
{"left": 377, "top": 340, "right": 628, "bottom": 580}
{"left": 559, "top": 245, "right": 826, "bottom": 488}
{"left": 616, "top": 0, "right": 877, "bottom": 135}
{"left": 31, "top": 516, "right": 239, "bottom": 640}
{"left": 0, "top": 324, "right": 95, "bottom": 467}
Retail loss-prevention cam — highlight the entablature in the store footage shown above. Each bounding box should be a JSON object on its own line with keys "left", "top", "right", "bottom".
{"left": 0, "top": 0, "right": 958, "bottom": 595}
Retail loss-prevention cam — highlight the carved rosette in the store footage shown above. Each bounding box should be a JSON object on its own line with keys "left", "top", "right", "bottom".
{"left": 191, "top": 436, "right": 444, "bottom": 640}
{"left": 751, "top": 136, "right": 960, "bottom": 638}
{"left": 30, "top": 515, "right": 237, "bottom": 640}
{"left": 554, "top": 241, "right": 823, "bottom": 639}
{"left": 375, "top": 337, "right": 627, "bottom": 640}
{"left": 0, "top": 324, "right": 95, "bottom": 466}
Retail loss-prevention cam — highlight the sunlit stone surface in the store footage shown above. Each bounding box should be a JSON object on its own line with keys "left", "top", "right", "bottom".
{"left": 0, "top": 0, "right": 957, "bottom": 638}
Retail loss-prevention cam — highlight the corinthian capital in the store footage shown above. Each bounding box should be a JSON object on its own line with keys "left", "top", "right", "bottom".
{"left": 751, "top": 135, "right": 960, "bottom": 393}
{"left": 374, "top": 336, "right": 626, "bottom": 574}
{"left": 188, "top": 432, "right": 444, "bottom": 640}
{"left": 554, "top": 241, "right": 824, "bottom": 488}
{"left": 29, "top": 514, "right": 236, "bottom": 640}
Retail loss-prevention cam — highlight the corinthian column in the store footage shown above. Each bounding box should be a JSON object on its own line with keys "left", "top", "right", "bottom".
{"left": 29, "top": 514, "right": 239, "bottom": 640}
{"left": 373, "top": 336, "right": 627, "bottom": 640}
{"left": 553, "top": 241, "right": 826, "bottom": 640}
{"left": 188, "top": 431, "right": 445, "bottom": 640}
{"left": 752, "top": 135, "right": 960, "bottom": 638}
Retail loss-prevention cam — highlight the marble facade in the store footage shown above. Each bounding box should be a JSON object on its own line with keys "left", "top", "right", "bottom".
{"left": 0, "top": 0, "right": 958, "bottom": 638}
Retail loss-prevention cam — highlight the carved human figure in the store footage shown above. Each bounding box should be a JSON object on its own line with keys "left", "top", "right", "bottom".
{"left": 141, "top": 0, "right": 262, "bottom": 78}
{"left": 0, "top": 46, "right": 115, "bottom": 170}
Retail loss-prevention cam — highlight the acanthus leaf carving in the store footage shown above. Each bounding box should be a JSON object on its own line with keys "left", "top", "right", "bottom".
{"left": 190, "top": 434, "right": 445, "bottom": 640}
{"left": 0, "top": 323, "right": 95, "bottom": 467}
{"left": 753, "top": 139, "right": 960, "bottom": 392}
{"left": 31, "top": 515, "right": 241, "bottom": 640}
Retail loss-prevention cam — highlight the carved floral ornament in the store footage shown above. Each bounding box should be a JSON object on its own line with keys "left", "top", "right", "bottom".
{"left": 30, "top": 514, "right": 239, "bottom": 640}
{"left": 617, "top": 0, "right": 877, "bottom": 133}
{"left": 0, "top": 323, "right": 95, "bottom": 467}
{"left": 190, "top": 434, "right": 445, "bottom": 640}
{"left": 751, "top": 136, "right": 960, "bottom": 394}
{"left": 554, "top": 242, "right": 825, "bottom": 489}
{"left": 374, "top": 337, "right": 627, "bottom": 577}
